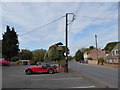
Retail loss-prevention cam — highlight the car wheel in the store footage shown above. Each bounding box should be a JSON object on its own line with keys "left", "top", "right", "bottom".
{"left": 48, "top": 69, "right": 54, "bottom": 74}
{"left": 26, "top": 69, "right": 32, "bottom": 75}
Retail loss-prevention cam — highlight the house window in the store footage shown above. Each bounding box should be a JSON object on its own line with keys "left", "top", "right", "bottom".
{"left": 112, "top": 51, "right": 115, "bottom": 56}
{"left": 115, "top": 49, "right": 118, "bottom": 55}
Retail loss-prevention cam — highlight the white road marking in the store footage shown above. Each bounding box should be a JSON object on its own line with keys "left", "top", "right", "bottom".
{"left": 8, "top": 75, "right": 25, "bottom": 76}
{"left": 32, "top": 77, "right": 82, "bottom": 80}
{"left": 67, "top": 86, "right": 95, "bottom": 88}
{"left": 8, "top": 74, "right": 50, "bottom": 77}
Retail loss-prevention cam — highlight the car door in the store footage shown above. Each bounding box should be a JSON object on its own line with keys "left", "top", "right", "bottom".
{"left": 33, "top": 65, "right": 47, "bottom": 72}
{"left": 40, "top": 65, "right": 48, "bottom": 72}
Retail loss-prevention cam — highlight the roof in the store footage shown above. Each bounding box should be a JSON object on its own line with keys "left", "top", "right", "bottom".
{"left": 106, "top": 43, "right": 120, "bottom": 59}
{"left": 84, "top": 48, "right": 102, "bottom": 54}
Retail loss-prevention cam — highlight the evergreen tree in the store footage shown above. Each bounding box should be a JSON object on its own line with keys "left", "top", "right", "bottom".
{"left": 2, "top": 25, "right": 19, "bottom": 61}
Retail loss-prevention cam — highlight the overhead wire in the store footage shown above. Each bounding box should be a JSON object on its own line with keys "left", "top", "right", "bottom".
{"left": 80, "top": 16, "right": 117, "bottom": 21}
{"left": 69, "top": 2, "right": 84, "bottom": 34}
{"left": 19, "top": 15, "right": 65, "bottom": 37}
{"left": 69, "top": 2, "right": 117, "bottom": 34}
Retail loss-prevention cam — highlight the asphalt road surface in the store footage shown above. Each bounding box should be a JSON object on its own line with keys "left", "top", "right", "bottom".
{"left": 69, "top": 60, "right": 118, "bottom": 88}
{"left": 2, "top": 65, "right": 108, "bottom": 89}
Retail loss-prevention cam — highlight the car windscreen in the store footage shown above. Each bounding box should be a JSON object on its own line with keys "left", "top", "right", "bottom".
{"left": 42, "top": 63, "right": 51, "bottom": 67}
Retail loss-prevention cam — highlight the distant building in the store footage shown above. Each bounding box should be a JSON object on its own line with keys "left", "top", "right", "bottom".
{"left": 18, "top": 60, "right": 30, "bottom": 65}
{"left": 84, "top": 48, "right": 106, "bottom": 61}
{"left": 106, "top": 43, "right": 120, "bottom": 64}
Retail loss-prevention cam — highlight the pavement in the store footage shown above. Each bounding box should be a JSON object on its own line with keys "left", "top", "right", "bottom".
{"left": 1, "top": 65, "right": 109, "bottom": 89}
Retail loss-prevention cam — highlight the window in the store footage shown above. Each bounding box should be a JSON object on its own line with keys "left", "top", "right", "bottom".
{"left": 115, "top": 49, "right": 119, "bottom": 55}
{"left": 112, "top": 51, "right": 115, "bottom": 56}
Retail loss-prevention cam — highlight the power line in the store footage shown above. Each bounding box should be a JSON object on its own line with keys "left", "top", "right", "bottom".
{"left": 73, "top": 2, "right": 117, "bottom": 22}
{"left": 20, "top": 15, "right": 65, "bottom": 37}
{"left": 74, "top": 2, "right": 84, "bottom": 16}
{"left": 81, "top": 16, "right": 118, "bottom": 21}
{"left": 68, "top": 2, "right": 84, "bottom": 33}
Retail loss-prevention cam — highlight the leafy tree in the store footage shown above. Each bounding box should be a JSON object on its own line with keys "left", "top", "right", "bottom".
{"left": 45, "top": 44, "right": 65, "bottom": 61}
{"left": 68, "top": 56, "right": 73, "bottom": 60}
{"left": 89, "top": 46, "right": 95, "bottom": 49}
{"left": 98, "top": 57, "right": 104, "bottom": 65}
{"left": 104, "top": 42, "right": 119, "bottom": 51}
{"left": 44, "top": 43, "right": 68, "bottom": 68}
{"left": 2, "top": 26, "right": 19, "bottom": 61}
{"left": 32, "top": 49, "right": 47, "bottom": 62}
{"left": 18, "top": 49, "right": 33, "bottom": 60}
{"left": 11, "top": 56, "right": 19, "bottom": 62}
{"left": 81, "top": 46, "right": 95, "bottom": 53}
{"left": 74, "top": 50, "right": 84, "bottom": 62}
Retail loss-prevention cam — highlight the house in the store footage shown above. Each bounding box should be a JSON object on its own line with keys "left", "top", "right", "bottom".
{"left": 0, "top": 40, "right": 3, "bottom": 60}
{"left": 106, "top": 43, "right": 120, "bottom": 64}
{"left": 84, "top": 48, "right": 106, "bottom": 63}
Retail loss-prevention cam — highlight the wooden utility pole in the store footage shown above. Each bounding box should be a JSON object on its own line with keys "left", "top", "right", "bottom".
{"left": 65, "top": 13, "right": 68, "bottom": 73}
{"left": 95, "top": 35, "right": 99, "bottom": 64}
{"left": 65, "top": 13, "right": 75, "bottom": 73}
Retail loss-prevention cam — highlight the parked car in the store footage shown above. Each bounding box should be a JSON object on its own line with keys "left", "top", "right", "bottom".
{"left": 0, "top": 60, "right": 10, "bottom": 66}
{"left": 25, "top": 63, "right": 57, "bottom": 75}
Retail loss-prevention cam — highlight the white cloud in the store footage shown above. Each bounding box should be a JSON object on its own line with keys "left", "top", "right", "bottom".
{"left": 1, "top": 0, "right": 119, "bottom": 2}
{"left": 1, "top": 2, "right": 118, "bottom": 56}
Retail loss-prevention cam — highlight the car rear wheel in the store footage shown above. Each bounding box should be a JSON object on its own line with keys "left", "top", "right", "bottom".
{"left": 26, "top": 69, "right": 32, "bottom": 75}
{"left": 48, "top": 69, "right": 54, "bottom": 74}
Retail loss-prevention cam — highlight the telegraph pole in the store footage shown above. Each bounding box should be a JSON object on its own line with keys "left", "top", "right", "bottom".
{"left": 65, "top": 13, "right": 68, "bottom": 73}
{"left": 65, "top": 13, "right": 75, "bottom": 73}
{"left": 95, "top": 35, "right": 99, "bottom": 64}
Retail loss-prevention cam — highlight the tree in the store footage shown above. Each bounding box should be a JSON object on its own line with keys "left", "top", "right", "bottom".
{"left": 98, "top": 57, "right": 104, "bottom": 65}
{"left": 81, "top": 46, "right": 95, "bottom": 53}
{"left": 104, "top": 42, "right": 119, "bottom": 51}
{"left": 89, "top": 46, "right": 95, "bottom": 49}
{"left": 2, "top": 26, "right": 19, "bottom": 60}
{"left": 18, "top": 49, "right": 33, "bottom": 60}
{"left": 11, "top": 56, "right": 19, "bottom": 62}
{"left": 44, "top": 43, "right": 68, "bottom": 68}
{"left": 74, "top": 50, "right": 84, "bottom": 62}
{"left": 68, "top": 56, "right": 73, "bottom": 60}
{"left": 32, "top": 49, "right": 47, "bottom": 62}
{"left": 45, "top": 44, "right": 65, "bottom": 61}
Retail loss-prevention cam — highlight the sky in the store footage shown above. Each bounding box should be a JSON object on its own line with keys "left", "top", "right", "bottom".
{"left": 0, "top": 1, "right": 118, "bottom": 56}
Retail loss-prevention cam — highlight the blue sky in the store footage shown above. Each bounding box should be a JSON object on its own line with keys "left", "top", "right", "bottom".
{"left": 1, "top": 1, "right": 118, "bottom": 56}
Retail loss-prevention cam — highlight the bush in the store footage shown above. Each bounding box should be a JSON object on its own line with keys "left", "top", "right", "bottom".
{"left": 11, "top": 56, "right": 19, "bottom": 62}
{"left": 98, "top": 57, "right": 104, "bottom": 62}
{"left": 59, "top": 60, "right": 66, "bottom": 65}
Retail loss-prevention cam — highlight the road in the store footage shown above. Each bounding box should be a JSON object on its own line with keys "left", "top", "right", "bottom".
{"left": 2, "top": 65, "right": 108, "bottom": 89}
{"left": 69, "top": 60, "right": 118, "bottom": 88}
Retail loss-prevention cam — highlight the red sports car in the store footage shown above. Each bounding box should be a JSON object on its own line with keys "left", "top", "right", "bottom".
{"left": 0, "top": 60, "right": 10, "bottom": 66}
{"left": 25, "top": 63, "right": 58, "bottom": 75}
